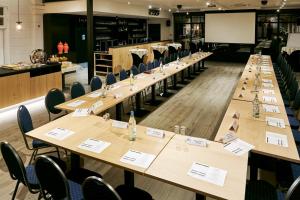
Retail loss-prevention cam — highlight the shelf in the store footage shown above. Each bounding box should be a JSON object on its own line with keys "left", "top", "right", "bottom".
{"left": 96, "top": 64, "right": 112, "bottom": 68}
{"left": 96, "top": 58, "right": 112, "bottom": 61}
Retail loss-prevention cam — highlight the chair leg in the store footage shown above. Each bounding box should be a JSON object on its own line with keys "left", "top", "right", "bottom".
{"left": 29, "top": 150, "right": 37, "bottom": 164}
{"left": 11, "top": 181, "right": 20, "bottom": 200}
{"left": 56, "top": 147, "right": 61, "bottom": 159}
{"left": 48, "top": 112, "right": 51, "bottom": 122}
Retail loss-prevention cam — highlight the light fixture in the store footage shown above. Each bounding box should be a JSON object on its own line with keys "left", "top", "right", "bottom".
{"left": 127, "top": 1, "right": 131, "bottom": 5}
{"left": 149, "top": 5, "right": 152, "bottom": 9}
{"left": 206, "top": 2, "right": 211, "bottom": 6}
{"left": 186, "top": 12, "right": 189, "bottom": 15}
{"left": 277, "top": 9, "right": 280, "bottom": 12}
{"left": 168, "top": 8, "right": 172, "bottom": 12}
{"left": 159, "top": 8, "right": 162, "bottom": 11}
{"left": 218, "top": 7, "right": 222, "bottom": 10}
{"left": 16, "top": 0, "right": 22, "bottom": 30}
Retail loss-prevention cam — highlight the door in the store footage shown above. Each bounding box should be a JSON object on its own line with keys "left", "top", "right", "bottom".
{"left": 148, "top": 24, "right": 161, "bottom": 41}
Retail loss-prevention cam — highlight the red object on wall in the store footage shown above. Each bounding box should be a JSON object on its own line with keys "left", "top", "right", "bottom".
{"left": 57, "top": 41, "right": 63, "bottom": 54}
{"left": 63, "top": 42, "right": 69, "bottom": 54}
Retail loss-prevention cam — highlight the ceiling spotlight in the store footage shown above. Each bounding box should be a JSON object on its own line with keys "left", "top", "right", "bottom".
{"left": 277, "top": 9, "right": 280, "bottom": 12}
{"left": 186, "top": 12, "right": 189, "bottom": 15}
{"left": 149, "top": 5, "right": 152, "bottom": 9}
{"left": 159, "top": 8, "right": 162, "bottom": 11}
{"left": 127, "top": 1, "right": 130, "bottom": 5}
{"left": 168, "top": 9, "right": 171, "bottom": 12}
{"left": 218, "top": 7, "right": 222, "bottom": 10}
{"left": 206, "top": 2, "right": 211, "bottom": 6}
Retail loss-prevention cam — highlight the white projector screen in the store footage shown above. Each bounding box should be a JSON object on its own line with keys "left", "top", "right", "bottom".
{"left": 205, "top": 12, "right": 256, "bottom": 44}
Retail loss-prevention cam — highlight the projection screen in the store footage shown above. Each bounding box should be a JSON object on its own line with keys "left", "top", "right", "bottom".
{"left": 205, "top": 12, "right": 256, "bottom": 44}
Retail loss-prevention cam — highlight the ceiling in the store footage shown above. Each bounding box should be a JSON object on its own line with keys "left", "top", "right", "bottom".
{"left": 113, "top": 0, "right": 300, "bottom": 11}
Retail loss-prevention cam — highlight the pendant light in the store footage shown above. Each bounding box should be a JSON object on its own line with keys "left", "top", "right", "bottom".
{"left": 16, "top": 0, "right": 22, "bottom": 30}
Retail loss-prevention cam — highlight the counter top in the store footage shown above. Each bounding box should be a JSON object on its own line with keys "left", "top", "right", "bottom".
{"left": 106, "top": 40, "right": 171, "bottom": 49}
{"left": 0, "top": 63, "right": 61, "bottom": 77}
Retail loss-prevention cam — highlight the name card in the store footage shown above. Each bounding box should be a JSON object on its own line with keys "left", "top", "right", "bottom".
{"left": 232, "top": 112, "right": 240, "bottom": 119}
{"left": 263, "top": 104, "right": 280, "bottom": 113}
{"left": 87, "top": 91, "right": 102, "bottom": 98}
{"left": 242, "top": 86, "right": 246, "bottom": 90}
{"left": 263, "top": 96, "right": 277, "bottom": 103}
{"left": 243, "top": 81, "right": 247, "bottom": 85}
{"left": 186, "top": 136, "right": 209, "bottom": 147}
{"left": 266, "top": 117, "right": 285, "bottom": 128}
{"left": 45, "top": 128, "right": 75, "bottom": 141}
{"left": 266, "top": 131, "right": 288, "bottom": 147}
{"left": 262, "top": 79, "right": 272, "bottom": 84}
{"left": 111, "top": 84, "right": 121, "bottom": 91}
{"left": 262, "top": 89, "right": 275, "bottom": 95}
{"left": 262, "top": 83, "right": 274, "bottom": 88}
{"left": 221, "top": 132, "right": 238, "bottom": 144}
{"left": 229, "top": 119, "right": 239, "bottom": 132}
{"left": 120, "top": 150, "right": 156, "bottom": 168}
{"left": 67, "top": 100, "right": 86, "bottom": 108}
{"left": 72, "top": 108, "right": 91, "bottom": 117}
{"left": 146, "top": 128, "right": 165, "bottom": 138}
{"left": 261, "top": 66, "right": 272, "bottom": 72}
{"left": 91, "top": 100, "right": 103, "bottom": 113}
{"left": 238, "top": 93, "right": 243, "bottom": 98}
{"left": 187, "top": 162, "right": 227, "bottom": 187}
{"left": 78, "top": 138, "right": 110, "bottom": 153}
{"left": 114, "top": 93, "right": 123, "bottom": 99}
{"left": 112, "top": 120, "right": 128, "bottom": 129}
{"left": 223, "top": 138, "right": 254, "bottom": 156}
{"left": 262, "top": 71, "right": 272, "bottom": 75}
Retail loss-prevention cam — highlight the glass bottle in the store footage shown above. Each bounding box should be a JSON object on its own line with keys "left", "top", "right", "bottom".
{"left": 128, "top": 111, "right": 136, "bottom": 141}
{"left": 252, "top": 93, "right": 260, "bottom": 118}
{"left": 129, "top": 71, "right": 134, "bottom": 86}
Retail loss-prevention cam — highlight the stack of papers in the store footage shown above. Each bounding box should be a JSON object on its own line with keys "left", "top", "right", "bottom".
{"left": 262, "top": 89, "right": 275, "bottom": 95}
{"left": 146, "top": 128, "right": 165, "bottom": 138}
{"left": 45, "top": 128, "right": 75, "bottom": 141}
{"left": 112, "top": 120, "right": 128, "bottom": 129}
{"left": 224, "top": 139, "right": 254, "bottom": 156}
{"left": 78, "top": 138, "right": 110, "bottom": 153}
{"left": 67, "top": 100, "right": 86, "bottom": 108}
{"left": 72, "top": 108, "right": 91, "bottom": 117}
{"left": 262, "top": 79, "right": 272, "bottom": 84}
{"left": 262, "top": 83, "right": 274, "bottom": 88}
{"left": 266, "top": 117, "right": 285, "bottom": 128}
{"left": 187, "top": 162, "right": 227, "bottom": 187}
{"left": 263, "top": 96, "right": 277, "bottom": 103}
{"left": 263, "top": 104, "right": 280, "bottom": 113}
{"left": 111, "top": 85, "right": 121, "bottom": 91}
{"left": 266, "top": 131, "right": 288, "bottom": 147}
{"left": 186, "top": 136, "right": 210, "bottom": 147}
{"left": 120, "top": 150, "right": 156, "bottom": 168}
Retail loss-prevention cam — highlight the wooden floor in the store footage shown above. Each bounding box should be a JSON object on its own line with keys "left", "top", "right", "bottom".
{"left": 0, "top": 61, "right": 244, "bottom": 200}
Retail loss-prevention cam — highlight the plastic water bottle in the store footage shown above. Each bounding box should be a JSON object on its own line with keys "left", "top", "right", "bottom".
{"left": 128, "top": 111, "right": 136, "bottom": 141}
{"left": 177, "top": 54, "right": 180, "bottom": 64}
{"left": 252, "top": 94, "right": 260, "bottom": 118}
{"left": 129, "top": 71, "right": 134, "bottom": 86}
{"left": 189, "top": 51, "right": 192, "bottom": 58}
{"left": 160, "top": 61, "right": 163, "bottom": 73}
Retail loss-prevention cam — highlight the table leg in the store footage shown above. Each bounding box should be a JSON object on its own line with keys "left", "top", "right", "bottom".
{"left": 70, "top": 153, "right": 81, "bottom": 171}
{"left": 202, "top": 60, "right": 208, "bottom": 70}
{"left": 196, "top": 193, "right": 206, "bottom": 200}
{"left": 62, "top": 74, "right": 65, "bottom": 90}
{"left": 171, "top": 74, "right": 183, "bottom": 90}
{"left": 124, "top": 170, "right": 134, "bottom": 187}
{"left": 160, "top": 79, "right": 173, "bottom": 97}
{"left": 179, "top": 70, "right": 189, "bottom": 84}
{"left": 116, "top": 103, "right": 122, "bottom": 121}
{"left": 186, "top": 66, "right": 194, "bottom": 80}
{"left": 134, "top": 92, "right": 150, "bottom": 117}
{"left": 145, "top": 84, "right": 163, "bottom": 106}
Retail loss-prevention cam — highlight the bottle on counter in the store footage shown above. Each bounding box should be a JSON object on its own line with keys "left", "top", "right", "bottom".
{"left": 252, "top": 93, "right": 260, "bottom": 118}
{"left": 128, "top": 111, "right": 136, "bottom": 141}
{"left": 129, "top": 70, "right": 134, "bottom": 86}
{"left": 160, "top": 61, "right": 163, "bottom": 73}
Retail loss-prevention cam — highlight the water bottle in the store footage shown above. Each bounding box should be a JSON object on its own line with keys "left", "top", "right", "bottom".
{"left": 129, "top": 71, "right": 134, "bottom": 86}
{"left": 189, "top": 51, "right": 192, "bottom": 58}
{"left": 128, "top": 111, "right": 136, "bottom": 141}
{"left": 177, "top": 54, "right": 180, "bottom": 64}
{"left": 252, "top": 93, "right": 260, "bottom": 118}
{"left": 160, "top": 61, "right": 163, "bottom": 73}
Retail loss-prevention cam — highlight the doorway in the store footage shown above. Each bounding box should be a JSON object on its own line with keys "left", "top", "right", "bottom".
{"left": 148, "top": 24, "right": 161, "bottom": 41}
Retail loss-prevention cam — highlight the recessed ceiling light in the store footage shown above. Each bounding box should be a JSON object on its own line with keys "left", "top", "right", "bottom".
{"left": 159, "top": 8, "right": 162, "bottom": 11}
{"left": 127, "top": 1, "right": 130, "bottom": 5}
{"left": 206, "top": 2, "right": 211, "bottom": 6}
{"left": 186, "top": 12, "right": 189, "bottom": 15}
{"left": 218, "top": 7, "right": 222, "bottom": 10}
{"left": 277, "top": 9, "right": 280, "bottom": 12}
{"left": 168, "top": 9, "right": 171, "bottom": 12}
{"left": 149, "top": 5, "right": 152, "bottom": 9}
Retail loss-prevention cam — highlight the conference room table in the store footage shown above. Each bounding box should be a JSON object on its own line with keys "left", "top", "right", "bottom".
{"left": 26, "top": 113, "right": 248, "bottom": 200}
{"left": 56, "top": 52, "right": 212, "bottom": 120}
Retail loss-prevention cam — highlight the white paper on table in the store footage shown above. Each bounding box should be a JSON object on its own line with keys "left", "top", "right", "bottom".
{"left": 91, "top": 100, "right": 103, "bottom": 113}
{"left": 186, "top": 136, "right": 210, "bottom": 147}
{"left": 263, "top": 71, "right": 272, "bottom": 75}
{"left": 78, "top": 138, "right": 110, "bottom": 153}
{"left": 72, "top": 108, "right": 91, "bottom": 117}
{"left": 146, "top": 128, "right": 165, "bottom": 138}
{"left": 261, "top": 66, "right": 271, "bottom": 71}
{"left": 263, "top": 104, "right": 280, "bottom": 113}
{"left": 262, "top": 89, "right": 275, "bottom": 95}
{"left": 45, "top": 128, "right": 75, "bottom": 141}
{"left": 112, "top": 120, "right": 128, "bottom": 129}
{"left": 87, "top": 91, "right": 102, "bottom": 98}
{"left": 263, "top": 96, "right": 277, "bottom": 103}
{"left": 266, "top": 117, "right": 285, "bottom": 128}
{"left": 136, "top": 74, "right": 146, "bottom": 79}
{"left": 266, "top": 131, "right": 288, "bottom": 147}
{"left": 187, "top": 162, "right": 227, "bottom": 187}
{"left": 120, "top": 150, "right": 156, "bottom": 168}
{"left": 221, "top": 132, "right": 238, "bottom": 144}
{"left": 223, "top": 139, "right": 254, "bottom": 156}
{"left": 262, "top": 83, "right": 274, "bottom": 88}
{"left": 111, "top": 85, "right": 121, "bottom": 91}
{"left": 67, "top": 100, "right": 86, "bottom": 107}
{"left": 262, "top": 79, "right": 272, "bottom": 84}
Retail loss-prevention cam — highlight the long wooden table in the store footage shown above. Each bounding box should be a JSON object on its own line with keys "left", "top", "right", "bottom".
{"left": 56, "top": 52, "right": 212, "bottom": 120}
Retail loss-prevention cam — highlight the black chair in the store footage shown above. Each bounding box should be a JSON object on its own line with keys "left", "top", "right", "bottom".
{"left": 147, "top": 61, "right": 154, "bottom": 71}
{"left": 131, "top": 65, "right": 139, "bottom": 76}
{"left": 139, "top": 63, "right": 147, "bottom": 73}
{"left": 70, "top": 82, "right": 85, "bottom": 99}
{"left": 17, "top": 105, "right": 60, "bottom": 164}
{"left": 106, "top": 73, "right": 117, "bottom": 85}
{"left": 45, "top": 88, "right": 66, "bottom": 121}
{"left": 35, "top": 155, "right": 83, "bottom": 200}
{"left": 119, "top": 69, "right": 128, "bottom": 81}
{"left": 90, "top": 76, "right": 102, "bottom": 92}
{"left": 153, "top": 59, "right": 160, "bottom": 68}
{"left": 82, "top": 176, "right": 152, "bottom": 200}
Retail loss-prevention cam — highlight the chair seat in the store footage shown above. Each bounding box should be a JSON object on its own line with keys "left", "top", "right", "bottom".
{"left": 32, "top": 139, "right": 50, "bottom": 149}
{"left": 286, "top": 107, "right": 295, "bottom": 116}
{"left": 67, "top": 168, "right": 102, "bottom": 184}
{"left": 68, "top": 180, "right": 84, "bottom": 200}
{"left": 277, "top": 190, "right": 285, "bottom": 200}
{"left": 115, "top": 185, "right": 152, "bottom": 200}
{"left": 245, "top": 180, "right": 277, "bottom": 200}
{"left": 25, "top": 165, "right": 40, "bottom": 189}
{"left": 288, "top": 116, "right": 300, "bottom": 129}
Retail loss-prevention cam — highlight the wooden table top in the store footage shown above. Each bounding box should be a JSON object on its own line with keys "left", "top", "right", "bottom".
{"left": 26, "top": 114, "right": 175, "bottom": 174}
{"left": 146, "top": 134, "right": 248, "bottom": 200}
{"left": 56, "top": 52, "right": 212, "bottom": 114}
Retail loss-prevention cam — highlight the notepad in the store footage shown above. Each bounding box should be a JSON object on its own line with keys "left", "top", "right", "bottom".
{"left": 72, "top": 108, "right": 91, "bottom": 117}
{"left": 187, "top": 162, "right": 227, "bottom": 187}
{"left": 45, "top": 128, "right": 75, "bottom": 141}
{"left": 266, "top": 131, "right": 288, "bottom": 147}
{"left": 262, "top": 89, "right": 275, "bottom": 95}
{"left": 263, "top": 96, "right": 277, "bottom": 103}
{"left": 263, "top": 104, "right": 280, "bottom": 113}
{"left": 112, "top": 120, "right": 128, "bottom": 129}
{"left": 78, "top": 138, "right": 110, "bottom": 153}
{"left": 120, "top": 150, "right": 156, "bottom": 168}
{"left": 146, "top": 128, "right": 165, "bottom": 138}
{"left": 67, "top": 100, "right": 86, "bottom": 107}
{"left": 266, "top": 117, "right": 285, "bottom": 128}
{"left": 186, "top": 136, "right": 210, "bottom": 147}
{"left": 87, "top": 91, "right": 102, "bottom": 98}
{"left": 224, "top": 139, "right": 254, "bottom": 156}
{"left": 262, "top": 79, "right": 272, "bottom": 84}
{"left": 262, "top": 83, "right": 274, "bottom": 88}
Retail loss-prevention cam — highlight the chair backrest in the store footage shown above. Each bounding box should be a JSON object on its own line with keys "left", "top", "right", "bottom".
{"left": 0, "top": 142, "right": 30, "bottom": 188}
{"left": 153, "top": 59, "right": 160, "bottom": 68}
{"left": 119, "top": 69, "right": 128, "bottom": 81}
{"left": 131, "top": 65, "right": 139, "bottom": 76}
{"left": 106, "top": 73, "right": 117, "bottom": 85}
{"left": 139, "top": 63, "right": 147, "bottom": 73}
{"left": 82, "top": 176, "right": 121, "bottom": 200}
{"left": 286, "top": 176, "right": 300, "bottom": 200}
{"left": 90, "top": 76, "right": 102, "bottom": 92}
{"left": 70, "top": 82, "right": 85, "bottom": 99}
{"left": 35, "top": 156, "right": 71, "bottom": 200}
{"left": 45, "top": 88, "right": 65, "bottom": 115}
{"left": 17, "top": 105, "right": 33, "bottom": 149}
